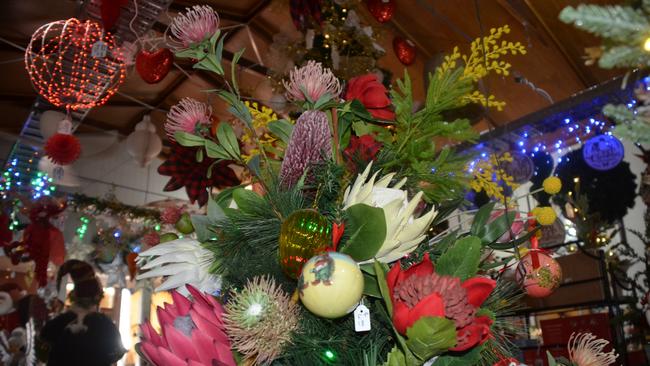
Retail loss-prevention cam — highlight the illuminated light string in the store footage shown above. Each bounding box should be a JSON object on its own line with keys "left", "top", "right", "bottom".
{"left": 76, "top": 216, "right": 90, "bottom": 239}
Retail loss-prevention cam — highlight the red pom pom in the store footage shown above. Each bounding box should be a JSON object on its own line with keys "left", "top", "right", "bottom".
{"left": 44, "top": 133, "right": 81, "bottom": 165}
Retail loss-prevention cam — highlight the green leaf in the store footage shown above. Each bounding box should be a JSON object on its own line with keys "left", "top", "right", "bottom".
{"left": 481, "top": 211, "right": 516, "bottom": 245}
{"left": 267, "top": 119, "right": 294, "bottom": 144}
{"left": 470, "top": 202, "right": 496, "bottom": 236}
{"left": 349, "top": 99, "right": 374, "bottom": 120}
{"left": 431, "top": 198, "right": 464, "bottom": 226}
{"left": 232, "top": 188, "right": 264, "bottom": 214}
{"left": 433, "top": 230, "right": 458, "bottom": 255}
{"left": 313, "top": 93, "right": 335, "bottom": 110}
{"left": 190, "top": 215, "right": 214, "bottom": 242}
{"left": 196, "top": 147, "right": 204, "bottom": 162}
{"left": 174, "top": 131, "right": 205, "bottom": 147}
{"left": 247, "top": 155, "right": 261, "bottom": 177}
{"left": 435, "top": 236, "right": 481, "bottom": 281}
{"left": 204, "top": 139, "right": 230, "bottom": 159}
{"left": 373, "top": 260, "right": 392, "bottom": 317}
{"left": 363, "top": 273, "right": 381, "bottom": 298}
{"left": 405, "top": 317, "right": 457, "bottom": 361}
{"left": 207, "top": 196, "right": 226, "bottom": 222}
{"left": 547, "top": 351, "right": 558, "bottom": 366}
{"left": 217, "top": 91, "right": 253, "bottom": 128}
{"left": 382, "top": 347, "right": 406, "bottom": 366}
{"left": 231, "top": 48, "right": 245, "bottom": 95}
{"left": 212, "top": 185, "right": 244, "bottom": 210}
{"left": 360, "top": 263, "right": 376, "bottom": 275}
{"left": 487, "top": 227, "right": 539, "bottom": 250}
{"left": 216, "top": 122, "right": 241, "bottom": 159}
{"left": 339, "top": 204, "right": 387, "bottom": 261}
{"left": 433, "top": 345, "right": 483, "bottom": 366}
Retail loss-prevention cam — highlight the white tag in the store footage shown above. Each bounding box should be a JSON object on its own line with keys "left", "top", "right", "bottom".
{"left": 91, "top": 41, "right": 108, "bottom": 58}
{"left": 354, "top": 304, "right": 371, "bottom": 332}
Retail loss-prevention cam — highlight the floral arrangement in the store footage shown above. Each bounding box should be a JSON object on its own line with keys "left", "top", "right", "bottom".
{"left": 546, "top": 332, "right": 618, "bottom": 366}
{"left": 136, "top": 5, "right": 535, "bottom": 366}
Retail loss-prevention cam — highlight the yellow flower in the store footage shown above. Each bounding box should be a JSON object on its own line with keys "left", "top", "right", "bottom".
{"left": 543, "top": 176, "right": 562, "bottom": 195}
{"left": 533, "top": 206, "right": 556, "bottom": 226}
{"left": 241, "top": 101, "right": 291, "bottom": 162}
{"left": 468, "top": 152, "right": 518, "bottom": 203}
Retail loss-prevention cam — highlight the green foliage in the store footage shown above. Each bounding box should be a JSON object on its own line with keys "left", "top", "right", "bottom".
{"left": 376, "top": 71, "right": 477, "bottom": 203}
{"left": 340, "top": 204, "right": 387, "bottom": 261}
{"left": 405, "top": 317, "right": 457, "bottom": 361}
{"left": 604, "top": 103, "right": 650, "bottom": 145}
{"left": 559, "top": 4, "right": 650, "bottom": 68}
{"left": 434, "top": 345, "right": 483, "bottom": 366}
{"left": 435, "top": 236, "right": 481, "bottom": 281}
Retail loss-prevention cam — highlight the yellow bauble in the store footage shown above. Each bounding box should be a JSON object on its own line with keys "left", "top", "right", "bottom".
{"left": 278, "top": 209, "right": 331, "bottom": 279}
{"left": 298, "top": 252, "right": 364, "bottom": 319}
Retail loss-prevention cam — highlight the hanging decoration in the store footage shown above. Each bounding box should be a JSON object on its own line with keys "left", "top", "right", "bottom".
{"left": 44, "top": 121, "right": 81, "bottom": 166}
{"left": 135, "top": 48, "right": 174, "bottom": 84}
{"left": 515, "top": 250, "right": 562, "bottom": 298}
{"left": 25, "top": 18, "right": 126, "bottom": 110}
{"left": 289, "top": 0, "right": 323, "bottom": 31}
{"left": 298, "top": 252, "right": 364, "bottom": 319}
{"left": 39, "top": 110, "right": 67, "bottom": 140}
{"left": 582, "top": 134, "right": 624, "bottom": 171}
{"left": 278, "top": 209, "right": 332, "bottom": 279}
{"left": 125, "top": 115, "right": 162, "bottom": 167}
{"left": 503, "top": 152, "right": 535, "bottom": 184}
{"left": 4, "top": 197, "right": 66, "bottom": 287}
{"left": 393, "top": 36, "right": 416, "bottom": 65}
{"left": 366, "top": 0, "right": 395, "bottom": 23}
{"left": 158, "top": 145, "right": 240, "bottom": 207}
{"left": 67, "top": 193, "right": 161, "bottom": 222}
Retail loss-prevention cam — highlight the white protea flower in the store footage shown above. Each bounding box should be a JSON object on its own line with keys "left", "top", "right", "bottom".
{"left": 136, "top": 238, "right": 221, "bottom": 297}
{"left": 568, "top": 332, "right": 618, "bottom": 366}
{"left": 342, "top": 162, "right": 437, "bottom": 263}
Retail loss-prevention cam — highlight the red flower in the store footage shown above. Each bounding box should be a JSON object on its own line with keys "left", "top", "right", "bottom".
{"left": 344, "top": 135, "right": 382, "bottom": 164}
{"left": 493, "top": 357, "right": 521, "bottom": 366}
{"left": 345, "top": 74, "right": 395, "bottom": 121}
{"left": 386, "top": 253, "right": 496, "bottom": 351}
{"left": 44, "top": 133, "right": 81, "bottom": 165}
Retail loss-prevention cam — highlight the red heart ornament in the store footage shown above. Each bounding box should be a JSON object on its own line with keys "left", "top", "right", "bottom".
{"left": 136, "top": 48, "right": 174, "bottom": 84}
{"left": 393, "top": 37, "right": 416, "bottom": 66}
{"left": 367, "top": 0, "right": 395, "bottom": 23}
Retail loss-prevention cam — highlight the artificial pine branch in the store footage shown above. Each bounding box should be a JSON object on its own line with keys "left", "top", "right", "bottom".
{"left": 559, "top": 5, "right": 649, "bottom": 44}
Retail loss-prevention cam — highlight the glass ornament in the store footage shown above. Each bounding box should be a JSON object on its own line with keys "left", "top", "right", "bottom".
{"left": 278, "top": 209, "right": 331, "bottom": 279}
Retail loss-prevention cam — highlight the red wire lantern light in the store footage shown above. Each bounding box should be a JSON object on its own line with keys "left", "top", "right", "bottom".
{"left": 25, "top": 18, "right": 126, "bottom": 111}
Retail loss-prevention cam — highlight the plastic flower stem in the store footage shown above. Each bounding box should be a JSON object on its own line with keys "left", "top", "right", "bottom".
{"left": 510, "top": 187, "right": 544, "bottom": 202}
{"left": 429, "top": 216, "right": 476, "bottom": 244}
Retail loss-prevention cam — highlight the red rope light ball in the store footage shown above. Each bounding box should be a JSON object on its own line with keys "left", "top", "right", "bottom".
{"left": 44, "top": 133, "right": 82, "bottom": 165}
{"left": 25, "top": 18, "right": 126, "bottom": 111}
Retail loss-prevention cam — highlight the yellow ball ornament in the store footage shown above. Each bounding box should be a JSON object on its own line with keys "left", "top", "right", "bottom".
{"left": 542, "top": 176, "right": 562, "bottom": 195}
{"left": 298, "top": 252, "right": 364, "bottom": 319}
{"left": 278, "top": 209, "right": 331, "bottom": 279}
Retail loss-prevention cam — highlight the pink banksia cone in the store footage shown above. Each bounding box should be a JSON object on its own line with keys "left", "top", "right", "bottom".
{"left": 280, "top": 110, "right": 332, "bottom": 187}
{"left": 139, "top": 285, "right": 236, "bottom": 366}
{"left": 170, "top": 5, "right": 220, "bottom": 49}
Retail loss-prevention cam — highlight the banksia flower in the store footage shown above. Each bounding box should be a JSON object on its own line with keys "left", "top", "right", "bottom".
{"left": 284, "top": 60, "right": 342, "bottom": 103}
{"left": 170, "top": 5, "right": 219, "bottom": 49}
{"left": 568, "top": 332, "right": 618, "bottom": 366}
{"left": 224, "top": 276, "right": 300, "bottom": 365}
{"left": 165, "top": 98, "right": 212, "bottom": 142}
{"left": 279, "top": 110, "right": 332, "bottom": 187}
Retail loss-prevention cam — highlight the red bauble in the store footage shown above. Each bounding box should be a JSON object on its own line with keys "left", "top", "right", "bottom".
{"left": 393, "top": 37, "right": 416, "bottom": 65}
{"left": 367, "top": 0, "right": 395, "bottom": 23}
{"left": 515, "top": 251, "right": 562, "bottom": 298}
{"left": 44, "top": 133, "right": 82, "bottom": 165}
{"left": 136, "top": 48, "right": 174, "bottom": 84}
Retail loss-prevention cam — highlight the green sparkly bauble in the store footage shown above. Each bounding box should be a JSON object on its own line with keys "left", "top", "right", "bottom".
{"left": 278, "top": 209, "right": 331, "bottom": 279}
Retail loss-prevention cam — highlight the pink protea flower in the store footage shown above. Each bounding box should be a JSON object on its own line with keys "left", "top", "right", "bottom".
{"left": 139, "top": 285, "right": 236, "bottom": 366}
{"left": 280, "top": 110, "right": 332, "bottom": 187}
{"left": 283, "top": 60, "right": 342, "bottom": 103}
{"left": 170, "top": 5, "right": 220, "bottom": 49}
{"left": 165, "top": 98, "right": 212, "bottom": 142}
{"left": 568, "top": 332, "right": 618, "bottom": 366}
{"left": 160, "top": 206, "right": 182, "bottom": 225}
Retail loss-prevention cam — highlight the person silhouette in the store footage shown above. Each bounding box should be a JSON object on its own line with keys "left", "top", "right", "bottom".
{"left": 40, "top": 260, "right": 126, "bottom": 366}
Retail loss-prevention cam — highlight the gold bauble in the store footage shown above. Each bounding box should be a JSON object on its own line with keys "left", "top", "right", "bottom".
{"left": 278, "top": 209, "right": 331, "bottom": 279}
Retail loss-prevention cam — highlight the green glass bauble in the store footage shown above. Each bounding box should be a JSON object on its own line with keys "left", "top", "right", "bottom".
{"left": 278, "top": 209, "right": 331, "bottom": 279}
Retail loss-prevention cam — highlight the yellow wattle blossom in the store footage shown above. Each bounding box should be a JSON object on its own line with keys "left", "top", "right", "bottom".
{"left": 469, "top": 152, "right": 518, "bottom": 204}
{"left": 241, "top": 101, "right": 290, "bottom": 162}
{"left": 437, "top": 25, "right": 527, "bottom": 111}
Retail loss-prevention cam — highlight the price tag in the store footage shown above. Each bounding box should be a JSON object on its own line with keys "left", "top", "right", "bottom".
{"left": 354, "top": 303, "right": 370, "bottom": 332}
{"left": 91, "top": 41, "right": 108, "bottom": 58}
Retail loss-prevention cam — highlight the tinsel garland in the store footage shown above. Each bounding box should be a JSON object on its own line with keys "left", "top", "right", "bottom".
{"left": 67, "top": 193, "right": 161, "bottom": 222}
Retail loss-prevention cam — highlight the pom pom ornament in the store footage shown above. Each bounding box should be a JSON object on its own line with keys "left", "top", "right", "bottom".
{"left": 543, "top": 176, "right": 562, "bottom": 195}
{"left": 25, "top": 18, "right": 126, "bottom": 110}
{"left": 515, "top": 251, "right": 562, "bottom": 298}
{"left": 224, "top": 276, "right": 300, "bottom": 365}
{"left": 44, "top": 133, "right": 81, "bottom": 166}
{"left": 278, "top": 209, "right": 331, "bottom": 279}
{"left": 298, "top": 252, "right": 364, "bottom": 318}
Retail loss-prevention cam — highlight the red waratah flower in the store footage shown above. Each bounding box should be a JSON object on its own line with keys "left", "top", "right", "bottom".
{"left": 386, "top": 253, "right": 496, "bottom": 351}
{"left": 140, "top": 285, "right": 236, "bottom": 366}
{"left": 345, "top": 74, "right": 395, "bottom": 121}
